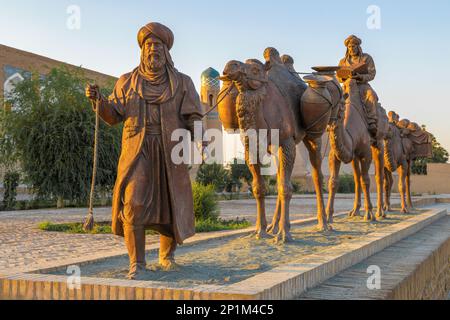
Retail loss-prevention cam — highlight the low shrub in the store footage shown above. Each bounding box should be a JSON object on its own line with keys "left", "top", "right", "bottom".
{"left": 192, "top": 182, "right": 219, "bottom": 221}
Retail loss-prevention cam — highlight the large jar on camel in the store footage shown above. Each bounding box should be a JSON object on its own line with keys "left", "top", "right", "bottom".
{"left": 300, "top": 75, "right": 333, "bottom": 139}
{"left": 217, "top": 81, "right": 239, "bottom": 132}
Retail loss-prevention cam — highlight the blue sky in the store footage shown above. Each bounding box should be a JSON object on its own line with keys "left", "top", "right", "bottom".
{"left": 1, "top": 0, "right": 449, "bottom": 154}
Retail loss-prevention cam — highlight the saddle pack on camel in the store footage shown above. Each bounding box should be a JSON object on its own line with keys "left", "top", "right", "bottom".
{"left": 397, "top": 120, "right": 433, "bottom": 159}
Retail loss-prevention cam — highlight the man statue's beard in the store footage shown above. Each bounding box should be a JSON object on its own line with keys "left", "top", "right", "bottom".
{"left": 145, "top": 52, "right": 166, "bottom": 72}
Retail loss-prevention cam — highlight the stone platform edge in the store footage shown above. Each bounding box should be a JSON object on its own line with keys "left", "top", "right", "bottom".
{"left": 0, "top": 205, "right": 447, "bottom": 300}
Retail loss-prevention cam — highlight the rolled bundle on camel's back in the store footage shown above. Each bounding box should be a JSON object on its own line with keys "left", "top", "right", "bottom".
{"left": 396, "top": 119, "right": 432, "bottom": 159}
{"left": 407, "top": 122, "right": 433, "bottom": 159}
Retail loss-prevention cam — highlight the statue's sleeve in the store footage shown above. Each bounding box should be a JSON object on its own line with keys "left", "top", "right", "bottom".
{"left": 360, "top": 55, "right": 376, "bottom": 83}
{"left": 180, "top": 76, "right": 204, "bottom": 139}
{"left": 95, "top": 76, "right": 127, "bottom": 126}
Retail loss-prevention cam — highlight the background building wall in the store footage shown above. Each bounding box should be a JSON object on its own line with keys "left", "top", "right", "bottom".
{"left": 0, "top": 44, "right": 116, "bottom": 100}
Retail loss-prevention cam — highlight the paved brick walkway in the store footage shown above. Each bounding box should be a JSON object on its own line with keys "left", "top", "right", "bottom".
{"left": 0, "top": 194, "right": 402, "bottom": 274}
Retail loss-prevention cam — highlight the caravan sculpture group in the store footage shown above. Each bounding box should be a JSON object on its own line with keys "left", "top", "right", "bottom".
{"left": 86, "top": 22, "right": 432, "bottom": 279}
{"left": 218, "top": 35, "right": 432, "bottom": 235}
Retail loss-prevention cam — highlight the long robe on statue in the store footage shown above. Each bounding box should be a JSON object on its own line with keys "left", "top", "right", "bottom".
{"left": 95, "top": 24, "right": 203, "bottom": 244}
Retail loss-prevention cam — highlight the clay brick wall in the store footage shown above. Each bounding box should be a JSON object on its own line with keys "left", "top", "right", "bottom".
{"left": 0, "top": 44, "right": 117, "bottom": 100}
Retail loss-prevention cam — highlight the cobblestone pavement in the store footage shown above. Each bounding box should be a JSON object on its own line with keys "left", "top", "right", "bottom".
{"left": 0, "top": 194, "right": 403, "bottom": 274}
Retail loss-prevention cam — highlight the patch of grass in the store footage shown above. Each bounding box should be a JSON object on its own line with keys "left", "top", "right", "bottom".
{"left": 195, "top": 218, "right": 251, "bottom": 233}
{"left": 38, "top": 218, "right": 251, "bottom": 235}
{"left": 38, "top": 221, "right": 112, "bottom": 234}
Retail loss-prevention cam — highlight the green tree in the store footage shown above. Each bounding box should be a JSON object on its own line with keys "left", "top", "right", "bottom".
{"left": 195, "top": 162, "right": 228, "bottom": 192}
{"left": 429, "top": 133, "right": 449, "bottom": 163}
{"left": 2, "top": 171, "right": 20, "bottom": 209}
{"left": 0, "top": 67, "right": 121, "bottom": 207}
{"left": 225, "top": 158, "right": 252, "bottom": 193}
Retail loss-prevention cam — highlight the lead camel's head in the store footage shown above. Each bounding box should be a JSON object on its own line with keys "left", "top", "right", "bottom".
{"left": 220, "top": 59, "right": 268, "bottom": 132}
{"left": 221, "top": 59, "right": 267, "bottom": 92}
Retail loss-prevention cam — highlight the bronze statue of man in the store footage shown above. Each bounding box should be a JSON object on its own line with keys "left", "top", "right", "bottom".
{"left": 86, "top": 22, "right": 203, "bottom": 279}
{"left": 338, "top": 35, "right": 379, "bottom": 138}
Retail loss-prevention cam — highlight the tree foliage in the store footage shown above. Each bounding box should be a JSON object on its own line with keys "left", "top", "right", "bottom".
{"left": 429, "top": 132, "right": 449, "bottom": 163}
{"left": 196, "top": 158, "right": 253, "bottom": 195}
{"left": 225, "top": 158, "right": 252, "bottom": 192}
{"left": 2, "top": 171, "right": 20, "bottom": 209}
{"left": 337, "top": 174, "right": 355, "bottom": 194}
{"left": 195, "top": 162, "right": 229, "bottom": 192}
{"left": 0, "top": 67, "right": 121, "bottom": 203}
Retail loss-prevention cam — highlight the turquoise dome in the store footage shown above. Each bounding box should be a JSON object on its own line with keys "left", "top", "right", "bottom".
{"left": 201, "top": 67, "right": 220, "bottom": 79}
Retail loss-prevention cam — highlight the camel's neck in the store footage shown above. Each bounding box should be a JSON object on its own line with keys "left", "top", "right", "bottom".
{"left": 347, "top": 83, "right": 362, "bottom": 111}
{"left": 375, "top": 105, "right": 389, "bottom": 142}
{"left": 384, "top": 124, "right": 402, "bottom": 172}
{"left": 329, "top": 108, "right": 353, "bottom": 163}
{"left": 236, "top": 88, "right": 264, "bottom": 133}
{"left": 329, "top": 85, "right": 369, "bottom": 163}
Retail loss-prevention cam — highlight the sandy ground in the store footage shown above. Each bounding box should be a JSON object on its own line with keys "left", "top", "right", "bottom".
{"left": 48, "top": 209, "right": 422, "bottom": 287}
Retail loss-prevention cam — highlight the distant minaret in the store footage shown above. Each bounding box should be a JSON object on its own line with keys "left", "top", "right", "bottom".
{"left": 200, "top": 67, "right": 222, "bottom": 131}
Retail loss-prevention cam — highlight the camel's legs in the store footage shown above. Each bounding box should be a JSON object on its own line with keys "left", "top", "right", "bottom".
{"left": 274, "top": 138, "right": 296, "bottom": 244}
{"left": 267, "top": 175, "right": 281, "bottom": 235}
{"left": 398, "top": 164, "right": 408, "bottom": 213}
{"left": 326, "top": 150, "right": 341, "bottom": 225}
{"left": 267, "top": 150, "right": 282, "bottom": 235}
{"left": 360, "top": 157, "right": 375, "bottom": 221}
{"left": 406, "top": 160, "right": 414, "bottom": 210}
{"left": 372, "top": 145, "right": 386, "bottom": 219}
{"left": 349, "top": 160, "right": 362, "bottom": 217}
{"left": 384, "top": 169, "right": 393, "bottom": 212}
{"left": 245, "top": 147, "right": 268, "bottom": 239}
{"left": 304, "top": 137, "right": 328, "bottom": 231}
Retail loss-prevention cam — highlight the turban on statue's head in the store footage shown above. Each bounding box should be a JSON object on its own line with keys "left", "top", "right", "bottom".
{"left": 138, "top": 22, "right": 174, "bottom": 50}
{"left": 344, "top": 35, "right": 362, "bottom": 47}
{"left": 134, "top": 22, "right": 178, "bottom": 104}
{"left": 281, "top": 54, "right": 294, "bottom": 65}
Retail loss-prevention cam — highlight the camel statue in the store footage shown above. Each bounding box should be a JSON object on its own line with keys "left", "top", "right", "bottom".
{"left": 383, "top": 114, "right": 414, "bottom": 213}
{"left": 218, "top": 50, "right": 343, "bottom": 243}
{"left": 326, "top": 77, "right": 389, "bottom": 223}
{"left": 383, "top": 114, "right": 433, "bottom": 212}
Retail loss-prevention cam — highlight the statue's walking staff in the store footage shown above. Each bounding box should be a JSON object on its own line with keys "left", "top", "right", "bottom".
{"left": 83, "top": 85, "right": 100, "bottom": 232}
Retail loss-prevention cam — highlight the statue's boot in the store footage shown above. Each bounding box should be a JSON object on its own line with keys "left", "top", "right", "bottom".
{"left": 124, "top": 225, "right": 146, "bottom": 280}
{"left": 159, "top": 234, "right": 179, "bottom": 271}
